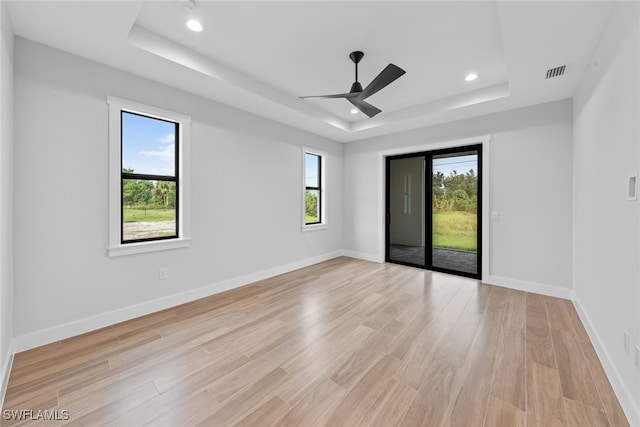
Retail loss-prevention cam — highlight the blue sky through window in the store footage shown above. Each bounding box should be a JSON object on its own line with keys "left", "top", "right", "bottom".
{"left": 305, "top": 153, "right": 319, "bottom": 187}
{"left": 122, "top": 112, "right": 176, "bottom": 176}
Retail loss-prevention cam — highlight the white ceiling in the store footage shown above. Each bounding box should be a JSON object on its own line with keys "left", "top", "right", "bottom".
{"left": 6, "top": 1, "right": 614, "bottom": 142}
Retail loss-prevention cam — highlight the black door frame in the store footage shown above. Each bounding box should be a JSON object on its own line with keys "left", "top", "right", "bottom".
{"left": 385, "top": 144, "right": 482, "bottom": 279}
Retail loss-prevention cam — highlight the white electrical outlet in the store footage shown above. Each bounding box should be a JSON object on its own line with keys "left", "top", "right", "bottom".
{"left": 158, "top": 268, "right": 168, "bottom": 280}
{"left": 624, "top": 331, "right": 630, "bottom": 354}
{"left": 635, "top": 345, "right": 640, "bottom": 370}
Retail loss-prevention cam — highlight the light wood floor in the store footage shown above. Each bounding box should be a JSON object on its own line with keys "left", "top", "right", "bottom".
{"left": 2, "top": 257, "right": 629, "bottom": 426}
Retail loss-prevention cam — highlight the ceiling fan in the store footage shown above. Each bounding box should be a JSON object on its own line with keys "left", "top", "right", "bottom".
{"left": 300, "top": 51, "right": 406, "bottom": 118}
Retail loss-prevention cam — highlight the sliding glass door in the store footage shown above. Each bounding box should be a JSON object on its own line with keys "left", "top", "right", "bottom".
{"left": 386, "top": 145, "right": 481, "bottom": 279}
{"left": 430, "top": 149, "right": 480, "bottom": 276}
{"left": 387, "top": 156, "right": 426, "bottom": 266}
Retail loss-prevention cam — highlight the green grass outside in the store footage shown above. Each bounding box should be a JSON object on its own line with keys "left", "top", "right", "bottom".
{"left": 432, "top": 210, "right": 477, "bottom": 251}
{"left": 124, "top": 208, "right": 475, "bottom": 251}
{"left": 306, "top": 214, "right": 319, "bottom": 224}
{"left": 123, "top": 207, "right": 176, "bottom": 223}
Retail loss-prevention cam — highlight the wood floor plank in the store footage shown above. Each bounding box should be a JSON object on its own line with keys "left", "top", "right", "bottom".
{"left": 275, "top": 324, "right": 377, "bottom": 406}
{"left": 356, "top": 379, "right": 416, "bottom": 427}
{"left": 386, "top": 313, "right": 436, "bottom": 361}
{"left": 1, "top": 258, "right": 628, "bottom": 427}
{"left": 551, "top": 328, "right": 604, "bottom": 410}
{"left": 526, "top": 292, "right": 557, "bottom": 368}
{"left": 329, "top": 326, "right": 397, "bottom": 389}
{"left": 527, "top": 361, "right": 568, "bottom": 426}
{"left": 437, "top": 282, "right": 474, "bottom": 324}
{"left": 279, "top": 322, "right": 374, "bottom": 378}
{"left": 393, "top": 320, "right": 452, "bottom": 390}
{"left": 8, "top": 337, "right": 121, "bottom": 387}
{"left": 483, "top": 397, "right": 525, "bottom": 427}
{"left": 469, "top": 296, "right": 504, "bottom": 359}
{"left": 544, "top": 295, "right": 576, "bottom": 333}
{"left": 503, "top": 289, "right": 526, "bottom": 332}
{"left": 325, "top": 354, "right": 401, "bottom": 427}
{"left": 66, "top": 345, "right": 208, "bottom": 403}
{"left": 399, "top": 358, "right": 458, "bottom": 427}
{"left": 434, "top": 310, "right": 482, "bottom": 368}
{"left": 441, "top": 350, "right": 495, "bottom": 427}
{"left": 209, "top": 354, "right": 287, "bottom": 406}
{"left": 275, "top": 378, "right": 344, "bottom": 427}
{"left": 65, "top": 382, "right": 158, "bottom": 426}
{"left": 5, "top": 360, "right": 111, "bottom": 410}
{"left": 578, "top": 339, "right": 631, "bottom": 427}
{"left": 232, "top": 395, "right": 289, "bottom": 427}
{"left": 199, "top": 318, "right": 286, "bottom": 358}
{"left": 465, "top": 282, "right": 491, "bottom": 314}
{"left": 489, "top": 327, "right": 525, "bottom": 411}
{"left": 106, "top": 389, "right": 217, "bottom": 427}
{"left": 563, "top": 397, "right": 610, "bottom": 427}
{"left": 200, "top": 367, "right": 290, "bottom": 426}
{"left": 108, "top": 324, "right": 226, "bottom": 370}
{"left": 153, "top": 351, "right": 251, "bottom": 399}
{"left": 10, "top": 341, "right": 64, "bottom": 371}
{"left": 142, "top": 390, "right": 219, "bottom": 427}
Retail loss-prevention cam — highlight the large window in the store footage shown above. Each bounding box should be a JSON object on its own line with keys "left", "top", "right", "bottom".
{"left": 302, "top": 148, "right": 327, "bottom": 230}
{"left": 108, "top": 97, "right": 190, "bottom": 256}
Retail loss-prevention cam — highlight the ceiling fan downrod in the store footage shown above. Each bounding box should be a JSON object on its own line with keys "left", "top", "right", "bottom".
{"left": 349, "top": 51, "right": 364, "bottom": 93}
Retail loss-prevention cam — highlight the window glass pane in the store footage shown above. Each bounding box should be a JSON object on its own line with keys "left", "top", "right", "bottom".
{"left": 122, "top": 179, "right": 176, "bottom": 241}
{"left": 122, "top": 112, "right": 176, "bottom": 176}
{"left": 305, "top": 189, "right": 320, "bottom": 224}
{"left": 305, "top": 153, "right": 319, "bottom": 188}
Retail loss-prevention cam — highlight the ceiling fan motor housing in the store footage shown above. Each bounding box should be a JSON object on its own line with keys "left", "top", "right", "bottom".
{"left": 350, "top": 82, "right": 363, "bottom": 93}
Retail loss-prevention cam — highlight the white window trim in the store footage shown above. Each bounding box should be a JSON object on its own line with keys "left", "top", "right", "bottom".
{"left": 107, "top": 96, "right": 191, "bottom": 257}
{"left": 302, "top": 147, "right": 328, "bottom": 232}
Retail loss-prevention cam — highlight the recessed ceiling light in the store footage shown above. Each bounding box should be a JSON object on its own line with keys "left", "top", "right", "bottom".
{"left": 186, "top": 20, "right": 203, "bottom": 32}
{"left": 350, "top": 108, "right": 359, "bottom": 115}
{"left": 465, "top": 73, "right": 478, "bottom": 82}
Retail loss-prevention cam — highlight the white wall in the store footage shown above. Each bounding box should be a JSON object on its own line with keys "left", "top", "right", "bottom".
{"left": 573, "top": 2, "right": 640, "bottom": 422}
{"left": 0, "top": 0, "right": 14, "bottom": 400}
{"left": 12, "top": 38, "right": 343, "bottom": 346}
{"left": 344, "top": 100, "right": 573, "bottom": 295}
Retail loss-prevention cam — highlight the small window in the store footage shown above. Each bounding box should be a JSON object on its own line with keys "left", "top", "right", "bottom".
{"left": 121, "top": 111, "right": 178, "bottom": 243}
{"left": 302, "top": 148, "right": 327, "bottom": 230}
{"left": 108, "top": 97, "right": 191, "bottom": 256}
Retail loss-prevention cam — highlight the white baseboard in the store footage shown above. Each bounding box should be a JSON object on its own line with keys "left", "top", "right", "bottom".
{"left": 342, "top": 250, "right": 384, "bottom": 263}
{"left": 572, "top": 297, "right": 640, "bottom": 427}
{"left": 0, "top": 338, "right": 14, "bottom": 407}
{"left": 486, "top": 274, "right": 573, "bottom": 300}
{"left": 13, "top": 250, "right": 344, "bottom": 353}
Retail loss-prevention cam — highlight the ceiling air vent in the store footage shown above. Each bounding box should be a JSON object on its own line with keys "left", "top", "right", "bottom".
{"left": 546, "top": 65, "right": 566, "bottom": 79}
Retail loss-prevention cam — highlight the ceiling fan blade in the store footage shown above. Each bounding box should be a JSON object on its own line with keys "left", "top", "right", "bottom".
{"left": 300, "top": 92, "right": 360, "bottom": 99}
{"left": 358, "top": 63, "right": 406, "bottom": 100}
{"left": 348, "top": 97, "right": 382, "bottom": 118}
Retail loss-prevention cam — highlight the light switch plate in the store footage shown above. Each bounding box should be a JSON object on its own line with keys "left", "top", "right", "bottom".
{"left": 624, "top": 331, "right": 630, "bottom": 354}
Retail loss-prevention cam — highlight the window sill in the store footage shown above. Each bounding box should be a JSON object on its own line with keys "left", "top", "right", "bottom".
{"left": 302, "top": 224, "right": 328, "bottom": 233}
{"left": 108, "top": 238, "right": 191, "bottom": 257}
